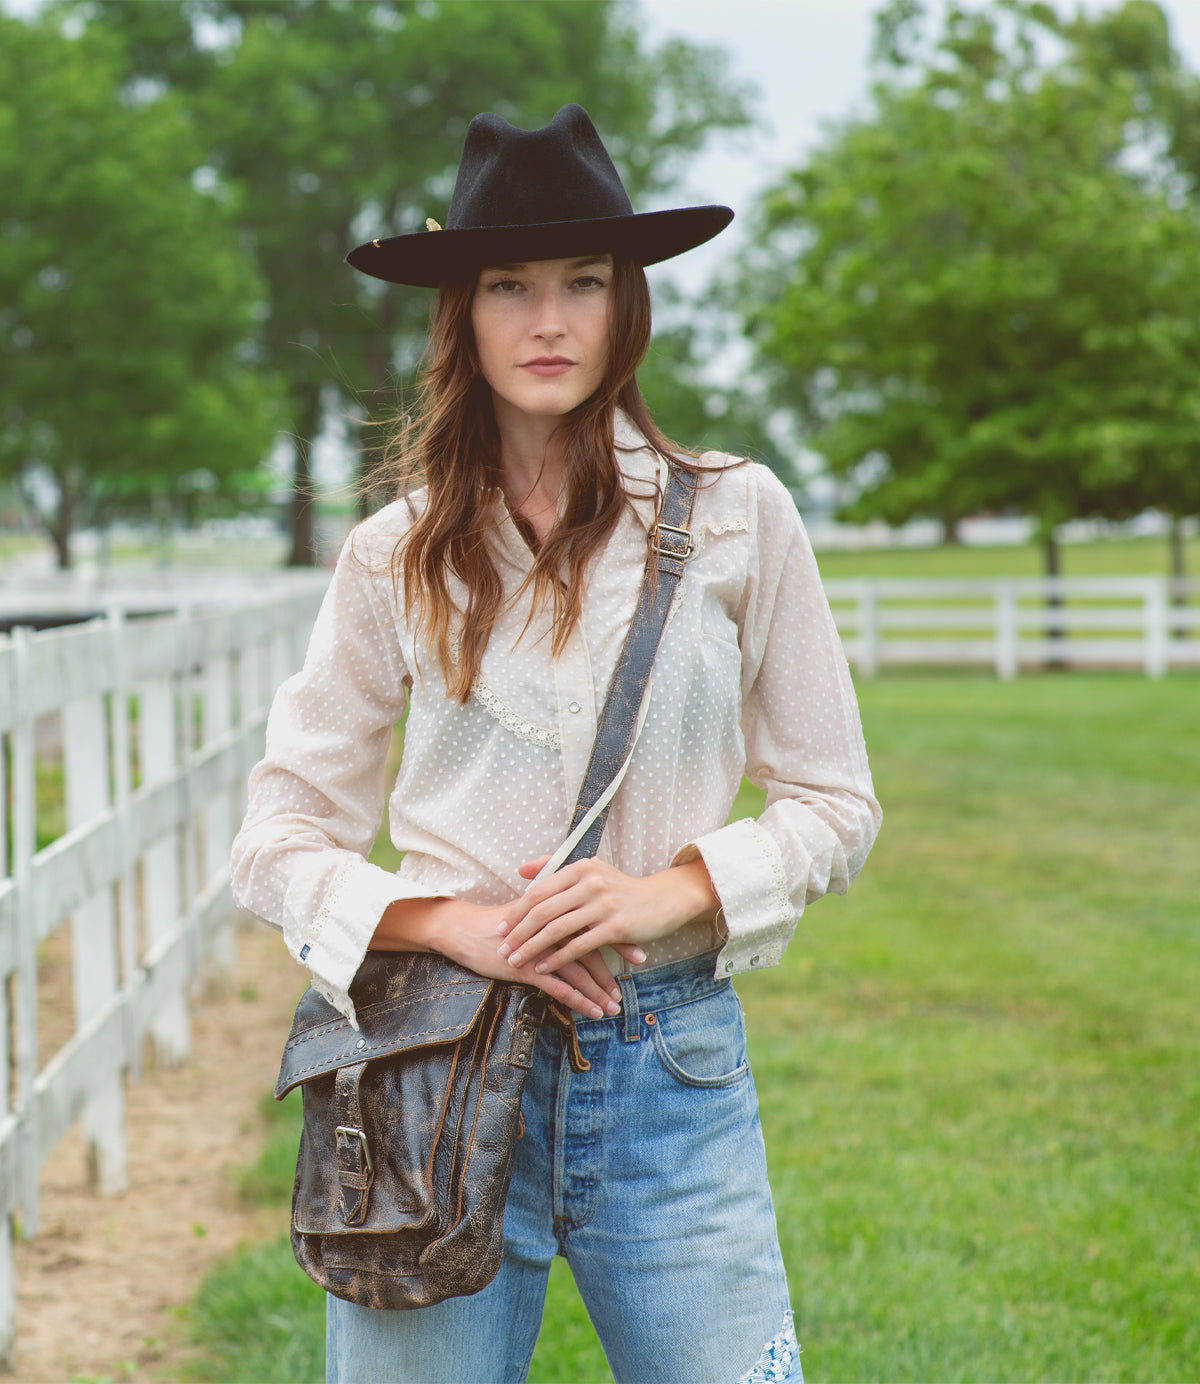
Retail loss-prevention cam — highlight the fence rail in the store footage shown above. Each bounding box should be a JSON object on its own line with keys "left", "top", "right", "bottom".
{"left": 822, "top": 575, "right": 1200, "bottom": 677}
{"left": 0, "top": 579, "right": 326, "bottom": 1368}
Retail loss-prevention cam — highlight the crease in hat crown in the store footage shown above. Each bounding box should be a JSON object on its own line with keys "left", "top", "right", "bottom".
{"left": 347, "top": 103, "right": 732, "bottom": 288}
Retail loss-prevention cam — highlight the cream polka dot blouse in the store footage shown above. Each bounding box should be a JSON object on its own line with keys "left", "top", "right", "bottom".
{"left": 231, "top": 419, "right": 882, "bottom": 1025}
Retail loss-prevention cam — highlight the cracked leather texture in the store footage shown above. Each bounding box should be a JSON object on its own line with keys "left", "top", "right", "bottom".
{"left": 280, "top": 951, "right": 536, "bottom": 1309}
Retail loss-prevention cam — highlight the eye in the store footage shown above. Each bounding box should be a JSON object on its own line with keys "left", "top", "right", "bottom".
{"left": 486, "top": 278, "right": 522, "bottom": 294}
{"left": 572, "top": 274, "right": 608, "bottom": 291}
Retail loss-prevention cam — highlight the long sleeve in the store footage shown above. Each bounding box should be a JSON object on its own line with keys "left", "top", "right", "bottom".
{"left": 230, "top": 521, "right": 448, "bottom": 1025}
{"left": 673, "top": 467, "right": 882, "bottom": 976}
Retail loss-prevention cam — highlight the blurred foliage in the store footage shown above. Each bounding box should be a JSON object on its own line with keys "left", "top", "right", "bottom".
{"left": 58, "top": 0, "right": 754, "bottom": 562}
{"left": 637, "top": 291, "right": 794, "bottom": 479}
{"left": 0, "top": 12, "right": 282, "bottom": 569}
{"left": 741, "top": 1, "right": 1200, "bottom": 574}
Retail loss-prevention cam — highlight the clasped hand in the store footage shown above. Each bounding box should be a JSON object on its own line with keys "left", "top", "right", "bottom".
{"left": 496, "top": 855, "right": 718, "bottom": 1002}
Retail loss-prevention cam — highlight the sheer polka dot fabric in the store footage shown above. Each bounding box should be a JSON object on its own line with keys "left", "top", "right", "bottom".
{"left": 231, "top": 417, "right": 881, "bottom": 1023}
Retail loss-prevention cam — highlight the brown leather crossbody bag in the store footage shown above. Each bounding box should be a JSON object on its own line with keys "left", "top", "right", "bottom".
{"left": 274, "top": 464, "right": 696, "bottom": 1310}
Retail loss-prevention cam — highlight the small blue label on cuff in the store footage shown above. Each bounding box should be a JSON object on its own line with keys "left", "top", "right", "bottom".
{"left": 299, "top": 944, "right": 311, "bottom": 961}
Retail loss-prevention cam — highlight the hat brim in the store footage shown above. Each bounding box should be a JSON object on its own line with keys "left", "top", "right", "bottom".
{"left": 346, "top": 206, "right": 734, "bottom": 288}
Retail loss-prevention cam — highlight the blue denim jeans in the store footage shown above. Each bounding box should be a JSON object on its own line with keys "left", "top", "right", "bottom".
{"left": 326, "top": 952, "right": 802, "bottom": 1384}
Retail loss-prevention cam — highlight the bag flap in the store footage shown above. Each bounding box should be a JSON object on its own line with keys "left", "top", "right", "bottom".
{"left": 275, "top": 952, "right": 494, "bottom": 1099}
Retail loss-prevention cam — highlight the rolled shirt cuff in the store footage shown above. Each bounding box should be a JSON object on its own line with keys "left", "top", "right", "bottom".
{"left": 289, "top": 855, "right": 449, "bottom": 1029}
{"left": 673, "top": 817, "right": 798, "bottom": 978}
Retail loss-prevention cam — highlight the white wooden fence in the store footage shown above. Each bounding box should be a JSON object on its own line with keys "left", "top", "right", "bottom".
{"left": 0, "top": 579, "right": 327, "bottom": 1368}
{"left": 823, "top": 575, "right": 1200, "bottom": 677}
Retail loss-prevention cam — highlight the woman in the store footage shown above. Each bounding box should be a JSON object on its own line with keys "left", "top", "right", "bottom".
{"left": 233, "top": 104, "right": 880, "bottom": 1384}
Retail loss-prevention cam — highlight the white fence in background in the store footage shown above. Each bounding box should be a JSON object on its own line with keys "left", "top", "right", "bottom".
{"left": 0, "top": 579, "right": 327, "bottom": 1368}
{"left": 823, "top": 576, "right": 1200, "bottom": 677}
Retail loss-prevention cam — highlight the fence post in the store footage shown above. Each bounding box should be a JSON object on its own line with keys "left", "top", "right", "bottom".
{"left": 106, "top": 609, "right": 140, "bottom": 1082}
{"left": 1144, "top": 577, "right": 1167, "bottom": 678}
{"left": 994, "top": 582, "right": 1018, "bottom": 680}
{"left": 0, "top": 663, "right": 14, "bottom": 1367}
{"left": 136, "top": 666, "right": 189, "bottom": 1066}
{"left": 201, "top": 650, "right": 235, "bottom": 973}
{"left": 62, "top": 688, "right": 128, "bottom": 1195}
{"left": 858, "top": 581, "right": 878, "bottom": 678}
{"left": 11, "top": 628, "right": 41, "bottom": 1239}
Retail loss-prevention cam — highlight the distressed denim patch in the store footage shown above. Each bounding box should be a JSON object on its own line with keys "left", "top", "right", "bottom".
{"left": 738, "top": 1309, "right": 802, "bottom": 1383}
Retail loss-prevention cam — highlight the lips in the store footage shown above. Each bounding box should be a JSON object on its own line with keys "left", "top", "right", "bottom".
{"left": 521, "top": 355, "right": 575, "bottom": 376}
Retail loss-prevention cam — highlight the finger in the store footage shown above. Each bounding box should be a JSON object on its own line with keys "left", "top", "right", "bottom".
{"left": 496, "top": 867, "right": 577, "bottom": 937}
{"left": 517, "top": 855, "right": 553, "bottom": 880}
{"left": 531, "top": 927, "right": 618, "bottom": 976}
{"left": 527, "top": 965, "right": 614, "bottom": 1020}
{"left": 557, "top": 960, "right": 621, "bottom": 1015}
{"left": 575, "top": 949, "right": 619, "bottom": 999}
{"left": 611, "top": 941, "right": 647, "bottom": 966}
{"left": 501, "top": 888, "right": 597, "bottom": 963}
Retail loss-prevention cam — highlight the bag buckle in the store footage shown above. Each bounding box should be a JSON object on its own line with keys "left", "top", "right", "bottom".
{"left": 335, "top": 1125, "right": 373, "bottom": 1174}
{"left": 508, "top": 993, "right": 546, "bottom": 1070}
{"left": 651, "top": 522, "right": 694, "bottom": 561}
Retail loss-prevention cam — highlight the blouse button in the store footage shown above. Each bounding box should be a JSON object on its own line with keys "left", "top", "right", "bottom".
{"left": 568, "top": 701, "right": 582, "bottom": 714}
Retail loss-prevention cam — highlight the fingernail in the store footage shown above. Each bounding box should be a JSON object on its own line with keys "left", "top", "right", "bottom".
{"left": 508, "top": 952, "right": 522, "bottom": 966}
{"left": 609, "top": 987, "right": 620, "bottom": 1000}
{"left": 632, "top": 948, "right": 646, "bottom": 963}
{"left": 496, "top": 920, "right": 509, "bottom": 935}
{"left": 497, "top": 943, "right": 510, "bottom": 958}
{"left": 534, "top": 962, "right": 548, "bottom": 974}
{"left": 590, "top": 1006, "right": 603, "bottom": 1020}
{"left": 605, "top": 999, "right": 620, "bottom": 1016}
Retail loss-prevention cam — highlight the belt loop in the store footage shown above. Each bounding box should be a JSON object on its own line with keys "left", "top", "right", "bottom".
{"left": 616, "top": 972, "right": 640, "bottom": 1041}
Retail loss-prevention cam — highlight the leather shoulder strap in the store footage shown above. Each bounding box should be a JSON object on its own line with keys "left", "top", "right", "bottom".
{"left": 562, "top": 462, "right": 698, "bottom": 867}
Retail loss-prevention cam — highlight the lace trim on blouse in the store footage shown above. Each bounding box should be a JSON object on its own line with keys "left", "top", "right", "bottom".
{"left": 750, "top": 818, "right": 793, "bottom": 922}
{"left": 470, "top": 676, "right": 561, "bottom": 750}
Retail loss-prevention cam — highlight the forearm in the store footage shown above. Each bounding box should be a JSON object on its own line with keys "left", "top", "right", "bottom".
{"left": 372, "top": 895, "right": 463, "bottom": 953}
{"left": 652, "top": 857, "right": 721, "bottom": 931}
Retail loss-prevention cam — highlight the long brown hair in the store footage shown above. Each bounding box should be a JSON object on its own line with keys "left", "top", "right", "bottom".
{"left": 370, "top": 257, "right": 698, "bottom": 702}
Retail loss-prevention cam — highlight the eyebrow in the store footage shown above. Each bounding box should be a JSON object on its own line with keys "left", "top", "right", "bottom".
{"left": 481, "top": 255, "right": 613, "bottom": 272}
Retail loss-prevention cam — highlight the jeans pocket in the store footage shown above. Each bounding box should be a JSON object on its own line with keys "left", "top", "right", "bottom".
{"left": 648, "top": 984, "right": 751, "bottom": 1089}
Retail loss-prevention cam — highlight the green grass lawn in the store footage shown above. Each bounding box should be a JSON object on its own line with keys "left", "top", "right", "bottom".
{"left": 810, "top": 532, "right": 1200, "bottom": 581}
{"left": 183, "top": 672, "right": 1200, "bottom": 1382}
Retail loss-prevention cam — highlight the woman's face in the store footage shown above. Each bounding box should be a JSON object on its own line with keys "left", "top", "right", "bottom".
{"left": 470, "top": 254, "right": 612, "bottom": 425}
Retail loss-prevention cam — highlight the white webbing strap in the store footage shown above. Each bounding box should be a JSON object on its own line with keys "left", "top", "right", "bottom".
{"left": 531, "top": 677, "right": 654, "bottom": 885}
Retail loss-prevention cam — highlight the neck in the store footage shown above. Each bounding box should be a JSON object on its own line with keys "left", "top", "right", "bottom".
{"left": 492, "top": 397, "right": 569, "bottom": 539}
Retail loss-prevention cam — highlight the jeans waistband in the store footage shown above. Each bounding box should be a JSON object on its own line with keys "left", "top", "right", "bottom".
{"left": 576, "top": 949, "right": 725, "bottom": 1041}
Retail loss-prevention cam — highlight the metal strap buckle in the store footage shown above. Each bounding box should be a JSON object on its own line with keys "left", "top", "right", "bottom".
{"left": 335, "top": 1125, "right": 373, "bottom": 1173}
{"left": 652, "top": 522, "right": 694, "bottom": 561}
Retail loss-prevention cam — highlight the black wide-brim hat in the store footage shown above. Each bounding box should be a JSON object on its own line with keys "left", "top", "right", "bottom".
{"left": 347, "top": 104, "right": 733, "bottom": 288}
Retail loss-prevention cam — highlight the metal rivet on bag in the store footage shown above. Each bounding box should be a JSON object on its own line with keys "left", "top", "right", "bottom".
{"left": 644, "top": 1014, "right": 656, "bottom": 1026}
{"left": 750, "top": 955, "right": 760, "bottom": 966}
{"left": 724, "top": 961, "right": 734, "bottom": 973}
{"left": 356, "top": 1039, "right": 366, "bottom": 1049}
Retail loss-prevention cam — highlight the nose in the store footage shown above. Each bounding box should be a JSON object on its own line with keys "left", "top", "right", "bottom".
{"left": 530, "top": 283, "right": 567, "bottom": 343}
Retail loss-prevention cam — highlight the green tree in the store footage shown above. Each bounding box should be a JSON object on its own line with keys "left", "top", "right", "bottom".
{"left": 741, "top": 0, "right": 1200, "bottom": 574}
{"left": 78, "top": 0, "right": 753, "bottom": 564}
{"left": 1059, "top": 0, "right": 1200, "bottom": 583}
{"left": 0, "top": 14, "right": 280, "bottom": 568}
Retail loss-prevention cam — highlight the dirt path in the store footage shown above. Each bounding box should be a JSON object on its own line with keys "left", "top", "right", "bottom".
{"left": 13, "top": 918, "right": 308, "bottom": 1383}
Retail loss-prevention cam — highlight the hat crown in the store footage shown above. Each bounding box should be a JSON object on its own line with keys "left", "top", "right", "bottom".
{"left": 446, "top": 104, "right": 633, "bottom": 235}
